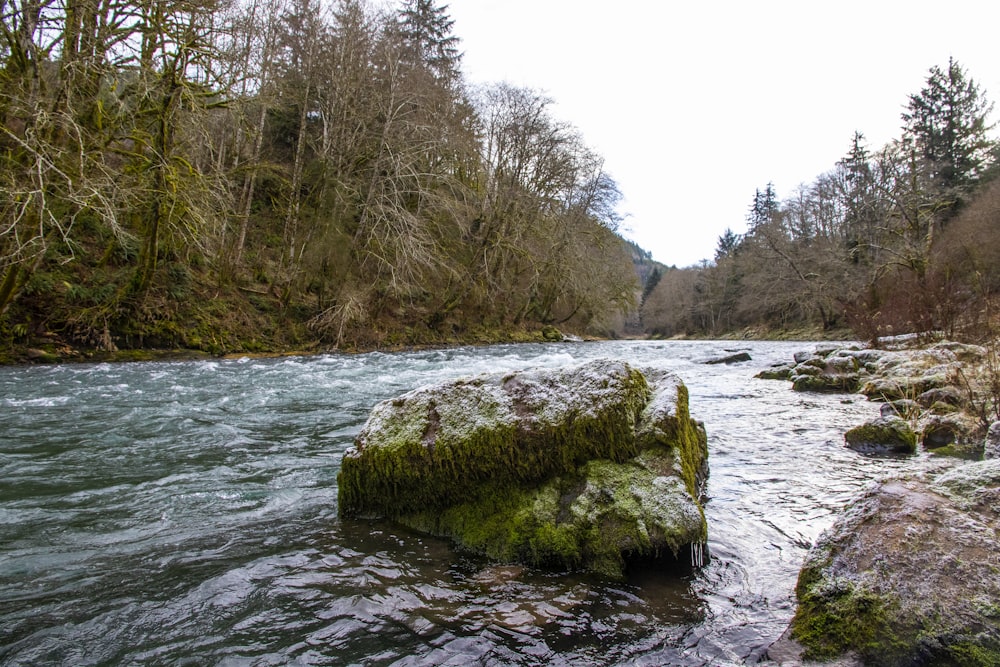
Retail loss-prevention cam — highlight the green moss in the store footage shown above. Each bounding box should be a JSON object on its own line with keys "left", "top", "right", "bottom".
{"left": 540, "top": 325, "right": 563, "bottom": 341}
{"left": 338, "top": 363, "right": 652, "bottom": 518}
{"left": 845, "top": 417, "right": 917, "bottom": 454}
{"left": 929, "top": 443, "right": 984, "bottom": 460}
{"left": 792, "top": 567, "right": 907, "bottom": 665}
{"left": 398, "top": 455, "right": 705, "bottom": 578}
{"left": 942, "top": 642, "right": 1000, "bottom": 667}
{"left": 399, "top": 480, "right": 584, "bottom": 568}
{"left": 636, "top": 382, "right": 708, "bottom": 499}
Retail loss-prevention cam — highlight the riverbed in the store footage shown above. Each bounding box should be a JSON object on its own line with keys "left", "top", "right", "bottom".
{"left": 0, "top": 340, "right": 923, "bottom": 665}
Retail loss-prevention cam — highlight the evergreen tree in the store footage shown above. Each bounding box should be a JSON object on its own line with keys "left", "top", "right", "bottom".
{"left": 396, "top": 0, "right": 461, "bottom": 81}
{"left": 837, "top": 131, "right": 879, "bottom": 257}
{"left": 902, "top": 58, "right": 995, "bottom": 200}
{"left": 715, "top": 228, "right": 740, "bottom": 261}
{"left": 747, "top": 183, "right": 778, "bottom": 231}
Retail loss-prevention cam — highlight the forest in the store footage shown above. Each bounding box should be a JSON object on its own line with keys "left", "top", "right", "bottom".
{"left": 641, "top": 58, "right": 1000, "bottom": 345}
{"left": 3, "top": 0, "right": 999, "bottom": 361}
{"left": 0, "top": 0, "right": 638, "bottom": 359}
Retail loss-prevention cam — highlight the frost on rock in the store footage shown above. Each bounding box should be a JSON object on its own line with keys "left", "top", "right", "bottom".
{"left": 337, "top": 359, "right": 709, "bottom": 578}
{"left": 844, "top": 416, "right": 918, "bottom": 455}
{"left": 791, "top": 468, "right": 1000, "bottom": 665}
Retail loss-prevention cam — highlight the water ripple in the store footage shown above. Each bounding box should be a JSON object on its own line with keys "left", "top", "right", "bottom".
{"left": 0, "top": 341, "right": 939, "bottom": 665}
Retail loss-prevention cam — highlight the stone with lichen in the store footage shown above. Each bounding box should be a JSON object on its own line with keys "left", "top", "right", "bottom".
{"left": 786, "top": 464, "right": 1000, "bottom": 666}
{"left": 844, "top": 416, "right": 917, "bottom": 455}
{"left": 337, "top": 359, "right": 708, "bottom": 578}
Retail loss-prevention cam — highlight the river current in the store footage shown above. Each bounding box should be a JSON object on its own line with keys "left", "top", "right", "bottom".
{"left": 0, "top": 340, "right": 919, "bottom": 665}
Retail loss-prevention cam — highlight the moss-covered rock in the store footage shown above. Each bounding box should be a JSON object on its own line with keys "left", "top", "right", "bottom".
{"left": 756, "top": 363, "right": 794, "bottom": 381}
{"left": 789, "top": 350, "right": 865, "bottom": 393}
{"left": 337, "top": 359, "right": 708, "bottom": 578}
{"left": 540, "top": 325, "right": 564, "bottom": 341}
{"left": 844, "top": 416, "right": 917, "bottom": 455}
{"left": 790, "top": 472, "right": 1000, "bottom": 666}
{"left": 921, "top": 414, "right": 977, "bottom": 453}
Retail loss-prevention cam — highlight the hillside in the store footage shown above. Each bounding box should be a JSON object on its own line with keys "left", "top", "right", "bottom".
{"left": 0, "top": 0, "right": 642, "bottom": 362}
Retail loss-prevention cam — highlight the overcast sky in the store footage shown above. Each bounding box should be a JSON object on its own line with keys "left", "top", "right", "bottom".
{"left": 444, "top": 0, "right": 1000, "bottom": 267}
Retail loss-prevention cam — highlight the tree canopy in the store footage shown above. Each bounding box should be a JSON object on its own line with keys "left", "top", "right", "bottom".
{"left": 642, "top": 59, "right": 999, "bottom": 343}
{"left": 0, "top": 0, "right": 639, "bottom": 357}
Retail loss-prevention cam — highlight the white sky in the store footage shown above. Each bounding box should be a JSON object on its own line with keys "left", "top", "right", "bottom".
{"left": 445, "top": 0, "right": 1000, "bottom": 267}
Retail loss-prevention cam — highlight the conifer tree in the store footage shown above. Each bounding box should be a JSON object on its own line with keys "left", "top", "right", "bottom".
{"left": 396, "top": 0, "right": 461, "bottom": 81}
{"left": 747, "top": 183, "right": 778, "bottom": 231}
{"left": 902, "top": 58, "right": 995, "bottom": 202}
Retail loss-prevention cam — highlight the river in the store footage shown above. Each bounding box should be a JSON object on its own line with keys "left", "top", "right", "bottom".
{"left": 0, "top": 340, "right": 920, "bottom": 665}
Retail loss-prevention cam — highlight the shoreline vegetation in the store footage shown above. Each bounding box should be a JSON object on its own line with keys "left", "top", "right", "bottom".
{"left": 4, "top": 0, "right": 1000, "bottom": 372}
{"left": 0, "top": 324, "right": 859, "bottom": 366}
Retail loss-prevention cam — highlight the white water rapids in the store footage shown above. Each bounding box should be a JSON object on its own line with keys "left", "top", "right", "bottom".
{"left": 0, "top": 340, "right": 923, "bottom": 665}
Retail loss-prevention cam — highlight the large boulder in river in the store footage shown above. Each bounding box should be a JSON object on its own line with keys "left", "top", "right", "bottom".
{"left": 788, "top": 462, "right": 1000, "bottom": 666}
{"left": 338, "top": 359, "right": 708, "bottom": 578}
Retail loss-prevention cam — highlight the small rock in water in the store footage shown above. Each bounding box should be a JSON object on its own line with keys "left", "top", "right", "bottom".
{"left": 844, "top": 416, "right": 917, "bottom": 455}
{"left": 704, "top": 352, "right": 752, "bottom": 365}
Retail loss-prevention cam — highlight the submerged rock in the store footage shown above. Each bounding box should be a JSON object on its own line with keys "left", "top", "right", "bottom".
{"left": 338, "top": 359, "right": 708, "bottom": 578}
{"left": 790, "top": 465, "right": 1000, "bottom": 666}
{"left": 844, "top": 416, "right": 917, "bottom": 455}
{"left": 756, "top": 363, "right": 794, "bottom": 381}
{"left": 704, "top": 351, "right": 752, "bottom": 365}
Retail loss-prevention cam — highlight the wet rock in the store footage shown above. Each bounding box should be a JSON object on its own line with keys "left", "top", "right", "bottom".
{"left": 338, "top": 359, "right": 708, "bottom": 578}
{"left": 985, "top": 422, "right": 1000, "bottom": 460}
{"left": 790, "top": 351, "right": 863, "bottom": 393}
{"left": 756, "top": 363, "right": 794, "bottom": 381}
{"left": 920, "top": 415, "right": 965, "bottom": 449}
{"left": 859, "top": 343, "right": 978, "bottom": 402}
{"left": 916, "top": 385, "right": 963, "bottom": 409}
{"left": 791, "top": 467, "right": 1000, "bottom": 666}
{"left": 878, "top": 399, "right": 920, "bottom": 419}
{"left": 792, "top": 373, "right": 857, "bottom": 393}
{"left": 793, "top": 350, "right": 814, "bottom": 365}
{"left": 844, "top": 416, "right": 917, "bottom": 455}
{"left": 704, "top": 351, "right": 751, "bottom": 365}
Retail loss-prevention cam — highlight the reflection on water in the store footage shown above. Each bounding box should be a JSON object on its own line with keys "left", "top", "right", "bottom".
{"left": 0, "top": 341, "right": 929, "bottom": 665}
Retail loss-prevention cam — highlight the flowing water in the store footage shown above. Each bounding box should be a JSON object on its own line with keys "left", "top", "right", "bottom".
{"left": 0, "top": 340, "right": 922, "bottom": 665}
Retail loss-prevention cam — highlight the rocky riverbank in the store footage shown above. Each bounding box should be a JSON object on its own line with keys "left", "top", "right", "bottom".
{"left": 763, "top": 338, "right": 1000, "bottom": 666}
